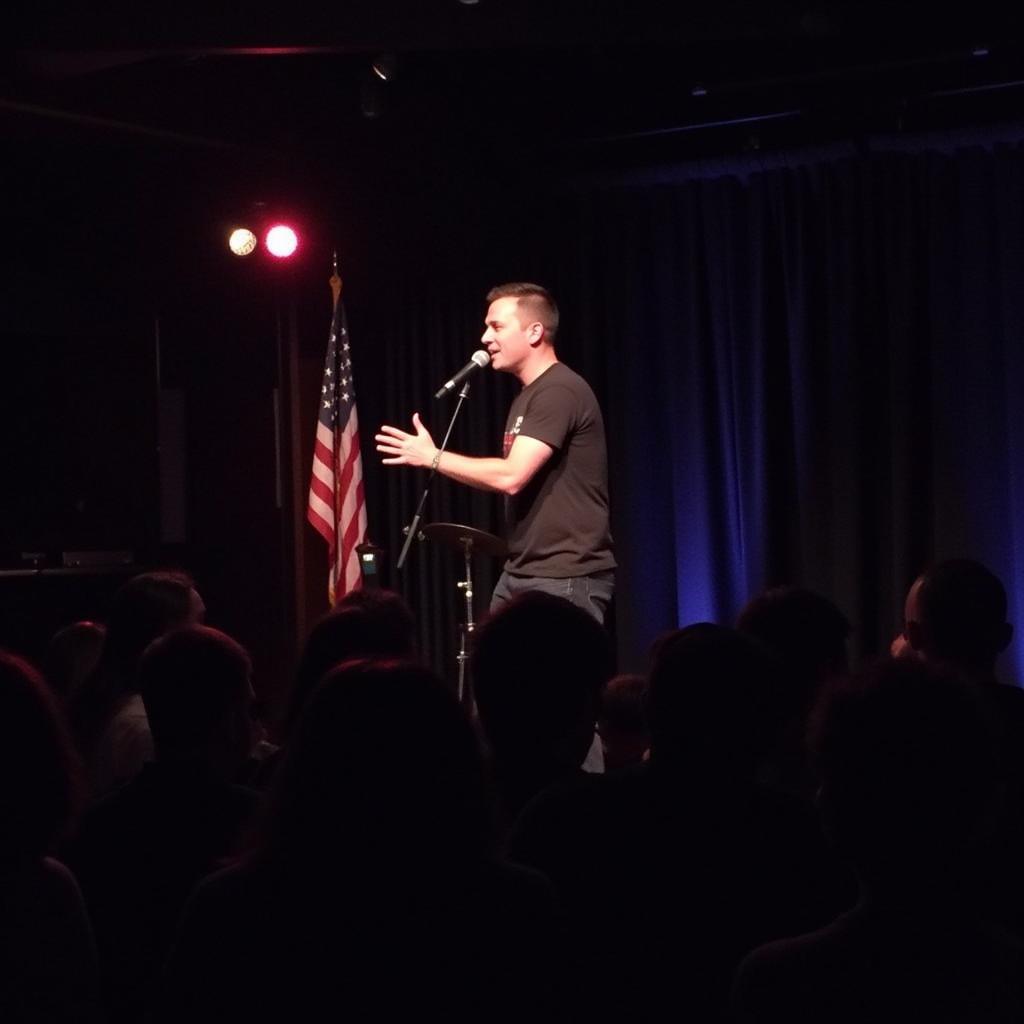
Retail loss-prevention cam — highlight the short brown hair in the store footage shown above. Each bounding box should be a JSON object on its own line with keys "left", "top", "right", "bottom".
{"left": 486, "top": 282, "right": 559, "bottom": 343}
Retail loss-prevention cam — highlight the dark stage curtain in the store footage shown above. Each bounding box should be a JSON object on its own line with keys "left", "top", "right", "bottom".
{"left": 355, "top": 124, "right": 1024, "bottom": 682}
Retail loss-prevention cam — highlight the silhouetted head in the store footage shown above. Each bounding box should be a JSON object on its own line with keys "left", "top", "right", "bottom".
{"left": 598, "top": 673, "right": 649, "bottom": 771}
{"left": 259, "top": 659, "right": 489, "bottom": 870}
{"left": 69, "top": 570, "right": 205, "bottom": 753}
{"left": 332, "top": 587, "right": 417, "bottom": 640}
{"left": 0, "top": 651, "right": 80, "bottom": 861}
{"left": 812, "top": 657, "right": 997, "bottom": 889}
{"left": 99, "top": 570, "right": 205, "bottom": 684}
{"left": 139, "top": 625, "right": 254, "bottom": 776}
{"left": 737, "top": 586, "right": 850, "bottom": 714}
{"left": 286, "top": 592, "right": 418, "bottom": 737}
{"left": 905, "top": 560, "right": 1012, "bottom": 678}
{"left": 43, "top": 620, "right": 106, "bottom": 701}
{"left": 471, "top": 592, "right": 612, "bottom": 772}
{"left": 646, "top": 623, "right": 776, "bottom": 779}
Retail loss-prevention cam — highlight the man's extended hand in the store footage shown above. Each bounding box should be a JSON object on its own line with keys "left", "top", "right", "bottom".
{"left": 375, "top": 413, "right": 437, "bottom": 468}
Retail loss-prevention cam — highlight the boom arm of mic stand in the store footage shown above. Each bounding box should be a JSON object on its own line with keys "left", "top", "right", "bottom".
{"left": 395, "top": 379, "right": 474, "bottom": 571}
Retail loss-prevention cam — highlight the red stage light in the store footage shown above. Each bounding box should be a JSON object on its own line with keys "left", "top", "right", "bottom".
{"left": 265, "top": 224, "right": 299, "bottom": 258}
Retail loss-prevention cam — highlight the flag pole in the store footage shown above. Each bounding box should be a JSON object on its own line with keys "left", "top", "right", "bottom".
{"left": 307, "top": 251, "right": 369, "bottom": 604}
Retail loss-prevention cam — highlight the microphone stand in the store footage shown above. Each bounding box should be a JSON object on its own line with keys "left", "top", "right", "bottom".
{"left": 395, "top": 379, "right": 473, "bottom": 571}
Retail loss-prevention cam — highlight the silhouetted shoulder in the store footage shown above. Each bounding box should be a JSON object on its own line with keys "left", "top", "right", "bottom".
{"left": 0, "top": 855, "right": 91, "bottom": 918}
{"left": 734, "top": 906, "right": 1024, "bottom": 1023}
{"left": 507, "top": 765, "right": 642, "bottom": 870}
{"left": 0, "top": 857, "right": 100, "bottom": 1022}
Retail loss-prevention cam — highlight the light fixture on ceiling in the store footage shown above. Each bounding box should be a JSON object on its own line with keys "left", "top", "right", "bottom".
{"left": 265, "top": 224, "right": 299, "bottom": 259}
{"left": 228, "top": 227, "right": 258, "bottom": 256}
{"left": 371, "top": 53, "right": 397, "bottom": 82}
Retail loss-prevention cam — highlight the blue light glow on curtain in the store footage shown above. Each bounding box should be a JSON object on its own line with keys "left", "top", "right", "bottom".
{"left": 549, "top": 127, "right": 1024, "bottom": 677}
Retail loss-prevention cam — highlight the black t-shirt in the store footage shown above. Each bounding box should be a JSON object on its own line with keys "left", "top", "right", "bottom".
{"left": 502, "top": 362, "right": 615, "bottom": 578}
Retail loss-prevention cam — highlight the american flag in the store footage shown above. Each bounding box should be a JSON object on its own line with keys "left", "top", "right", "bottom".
{"left": 307, "top": 273, "right": 367, "bottom": 602}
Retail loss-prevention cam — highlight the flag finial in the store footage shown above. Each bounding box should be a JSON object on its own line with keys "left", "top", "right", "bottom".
{"left": 329, "top": 252, "right": 342, "bottom": 305}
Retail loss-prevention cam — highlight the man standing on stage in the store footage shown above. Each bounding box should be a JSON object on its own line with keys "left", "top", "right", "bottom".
{"left": 376, "top": 282, "right": 615, "bottom": 623}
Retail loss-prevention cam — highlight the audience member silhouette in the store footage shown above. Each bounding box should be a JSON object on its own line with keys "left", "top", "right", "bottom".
{"left": 236, "top": 587, "right": 421, "bottom": 790}
{"left": 901, "top": 559, "right": 1013, "bottom": 680}
{"left": 597, "top": 672, "right": 649, "bottom": 771}
{"left": 509, "top": 623, "right": 852, "bottom": 1023}
{"left": 43, "top": 620, "right": 106, "bottom": 704}
{"left": 737, "top": 586, "right": 850, "bottom": 798}
{"left": 67, "top": 625, "right": 259, "bottom": 1024}
{"left": 470, "top": 591, "right": 613, "bottom": 829}
{"left": 0, "top": 650, "right": 101, "bottom": 1023}
{"left": 899, "top": 558, "right": 1024, "bottom": 936}
{"left": 155, "top": 659, "right": 562, "bottom": 1023}
{"left": 70, "top": 570, "right": 205, "bottom": 798}
{"left": 733, "top": 657, "right": 1024, "bottom": 1023}
{"left": 333, "top": 583, "right": 419, "bottom": 632}
{"left": 283, "top": 587, "right": 417, "bottom": 739}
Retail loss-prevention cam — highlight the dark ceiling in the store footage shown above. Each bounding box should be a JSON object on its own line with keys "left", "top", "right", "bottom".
{"left": 6, "top": 2, "right": 1024, "bottom": 158}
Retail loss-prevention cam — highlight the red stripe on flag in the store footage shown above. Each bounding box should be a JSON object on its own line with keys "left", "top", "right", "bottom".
{"left": 313, "top": 438, "right": 335, "bottom": 468}
{"left": 307, "top": 506, "right": 334, "bottom": 546}
{"left": 309, "top": 474, "right": 334, "bottom": 507}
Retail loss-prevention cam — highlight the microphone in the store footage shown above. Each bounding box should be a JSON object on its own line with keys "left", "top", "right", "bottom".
{"left": 434, "top": 350, "right": 491, "bottom": 399}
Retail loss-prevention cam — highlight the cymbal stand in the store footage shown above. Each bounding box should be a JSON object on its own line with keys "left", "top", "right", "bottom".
{"left": 455, "top": 536, "right": 476, "bottom": 703}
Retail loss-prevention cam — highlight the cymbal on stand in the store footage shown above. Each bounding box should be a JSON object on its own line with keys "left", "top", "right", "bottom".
{"left": 421, "top": 522, "right": 507, "bottom": 559}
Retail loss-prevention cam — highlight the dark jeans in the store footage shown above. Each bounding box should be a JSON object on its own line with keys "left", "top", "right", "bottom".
{"left": 490, "top": 569, "right": 615, "bottom": 624}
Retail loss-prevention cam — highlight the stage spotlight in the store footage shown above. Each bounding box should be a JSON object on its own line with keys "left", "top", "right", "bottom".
{"left": 228, "top": 227, "right": 258, "bottom": 256}
{"left": 371, "top": 53, "right": 396, "bottom": 82}
{"left": 265, "top": 224, "right": 299, "bottom": 258}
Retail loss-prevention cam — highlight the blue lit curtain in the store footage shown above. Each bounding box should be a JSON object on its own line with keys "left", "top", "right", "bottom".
{"left": 549, "top": 128, "right": 1024, "bottom": 675}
